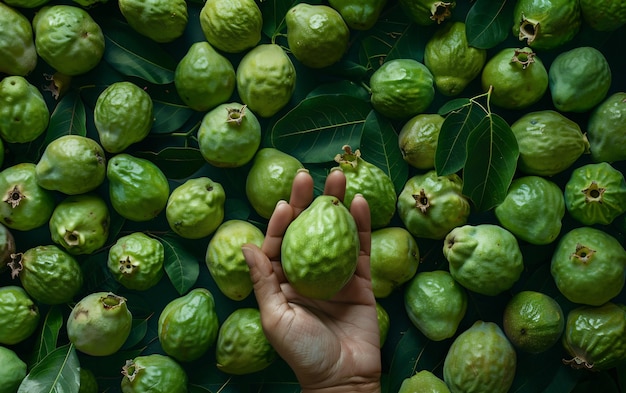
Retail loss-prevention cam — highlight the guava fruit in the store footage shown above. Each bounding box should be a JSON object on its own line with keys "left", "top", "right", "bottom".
{"left": 580, "top": 0, "right": 626, "bottom": 31}
{"left": 197, "top": 102, "right": 261, "bottom": 168}
{"left": 333, "top": 146, "right": 397, "bottom": 229}
{"left": 587, "top": 92, "right": 626, "bottom": 163}
{"left": 118, "top": 0, "right": 188, "bottom": 43}
{"left": 0, "top": 285, "right": 40, "bottom": 345}
{"left": 236, "top": 43, "right": 296, "bottom": 118}
{"left": 281, "top": 194, "right": 360, "bottom": 300}
{"left": 158, "top": 288, "right": 220, "bottom": 362}
{"left": 67, "top": 292, "right": 132, "bottom": 356}
{"left": 512, "top": 0, "right": 581, "bottom": 50}
{"left": 107, "top": 153, "right": 170, "bottom": 222}
{"left": 4, "top": 0, "right": 50, "bottom": 7}
{"left": 511, "top": 110, "right": 590, "bottom": 176}
{"left": 399, "top": 0, "right": 456, "bottom": 26}
{"left": 0, "top": 76, "right": 49, "bottom": 144}
{"left": 443, "top": 224, "right": 524, "bottom": 296}
{"left": 199, "top": 0, "right": 262, "bottom": 53}
{"left": 36, "top": 135, "right": 107, "bottom": 195}
{"left": 166, "top": 177, "right": 225, "bottom": 239}
{"left": 215, "top": 308, "right": 277, "bottom": 375}
{"left": 107, "top": 232, "right": 164, "bottom": 291}
{"left": 79, "top": 368, "right": 98, "bottom": 393}
{"left": 9, "top": 244, "right": 84, "bottom": 305}
{"left": 397, "top": 170, "right": 471, "bottom": 240}
{"left": 205, "top": 219, "right": 264, "bottom": 301}
{"left": 549, "top": 46, "right": 612, "bottom": 113}
{"left": 0, "top": 223, "right": 15, "bottom": 274}
{"left": 550, "top": 226, "right": 626, "bottom": 306}
{"left": 0, "top": 345, "right": 27, "bottom": 393}
{"left": 424, "top": 21, "right": 487, "bottom": 96}
{"left": 564, "top": 162, "right": 626, "bottom": 225}
{"left": 0, "top": 163, "right": 56, "bottom": 231}
{"left": 286, "top": 3, "right": 350, "bottom": 69}
{"left": 398, "top": 113, "right": 444, "bottom": 170}
{"left": 481, "top": 47, "right": 548, "bottom": 110}
{"left": 94, "top": 81, "right": 154, "bottom": 153}
{"left": 399, "top": 370, "right": 451, "bottom": 393}
{"left": 174, "top": 41, "right": 236, "bottom": 112}
{"left": 494, "top": 175, "right": 565, "bottom": 245}
{"left": 376, "top": 302, "right": 390, "bottom": 347}
{"left": 49, "top": 193, "right": 110, "bottom": 255}
{"left": 404, "top": 270, "right": 467, "bottom": 341}
{"left": 121, "top": 354, "right": 188, "bottom": 393}
{"left": 370, "top": 58, "right": 435, "bottom": 119}
{"left": 32, "top": 5, "right": 105, "bottom": 76}
{"left": 503, "top": 291, "right": 565, "bottom": 354}
{"left": 328, "top": 0, "right": 387, "bottom": 30}
{"left": 245, "top": 148, "right": 304, "bottom": 219}
{"left": 562, "top": 302, "right": 626, "bottom": 371}
{"left": 370, "top": 227, "right": 420, "bottom": 298}
{"left": 0, "top": 2, "right": 37, "bottom": 76}
{"left": 443, "top": 321, "right": 517, "bottom": 393}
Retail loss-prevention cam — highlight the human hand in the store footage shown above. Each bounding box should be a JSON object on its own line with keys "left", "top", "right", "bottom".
{"left": 242, "top": 169, "right": 381, "bottom": 393}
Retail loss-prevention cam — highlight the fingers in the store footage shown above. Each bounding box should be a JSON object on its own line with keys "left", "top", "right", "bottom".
{"left": 262, "top": 200, "right": 294, "bottom": 260}
{"left": 323, "top": 168, "right": 346, "bottom": 201}
{"left": 242, "top": 243, "right": 289, "bottom": 317}
{"left": 289, "top": 170, "right": 315, "bottom": 217}
{"left": 350, "top": 194, "right": 372, "bottom": 280}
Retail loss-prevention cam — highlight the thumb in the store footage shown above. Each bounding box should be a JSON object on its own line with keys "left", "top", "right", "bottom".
{"left": 242, "top": 244, "right": 287, "bottom": 316}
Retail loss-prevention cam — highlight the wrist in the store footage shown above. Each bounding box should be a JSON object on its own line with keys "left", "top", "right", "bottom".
{"left": 301, "top": 381, "right": 381, "bottom": 393}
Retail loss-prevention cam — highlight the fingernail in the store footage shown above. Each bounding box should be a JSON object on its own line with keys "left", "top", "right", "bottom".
{"left": 296, "top": 168, "right": 309, "bottom": 174}
{"left": 241, "top": 246, "right": 256, "bottom": 269}
{"left": 355, "top": 193, "right": 364, "bottom": 199}
{"left": 276, "top": 199, "right": 287, "bottom": 207}
{"left": 330, "top": 167, "right": 343, "bottom": 173}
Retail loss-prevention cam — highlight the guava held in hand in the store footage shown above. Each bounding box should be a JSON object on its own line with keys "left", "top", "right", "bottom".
{"left": 286, "top": 3, "right": 350, "bottom": 69}
{"left": 281, "top": 194, "right": 360, "bottom": 300}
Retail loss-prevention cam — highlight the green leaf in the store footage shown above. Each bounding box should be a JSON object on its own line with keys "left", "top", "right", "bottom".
{"left": 78, "top": 348, "right": 146, "bottom": 378}
{"left": 306, "top": 80, "right": 370, "bottom": 102}
{"left": 41, "top": 91, "right": 86, "bottom": 153}
{"left": 101, "top": 19, "right": 177, "bottom": 84}
{"left": 269, "top": 94, "right": 371, "bottom": 164}
{"left": 29, "top": 306, "right": 64, "bottom": 367}
{"left": 434, "top": 103, "right": 486, "bottom": 176}
{"left": 134, "top": 146, "right": 206, "bottom": 180}
{"left": 537, "top": 364, "right": 582, "bottom": 393}
{"left": 462, "top": 114, "right": 519, "bottom": 211}
{"left": 437, "top": 98, "right": 471, "bottom": 116}
{"left": 120, "top": 317, "right": 151, "bottom": 350}
{"left": 511, "top": 346, "right": 581, "bottom": 393}
{"left": 465, "top": 0, "right": 515, "bottom": 49}
{"left": 358, "top": 5, "right": 431, "bottom": 70}
{"left": 259, "top": 0, "right": 323, "bottom": 39}
{"left": 158, "top": 234, "right": 200, "bottom": 295}
{"left": 150, "top": 99, "right": 196, "bottom": 135}
{"left": 18, "top": 344, "right": 80, "bottom": 393}
{"left": 360, "top": 110, "right": 409, "bottom": 194}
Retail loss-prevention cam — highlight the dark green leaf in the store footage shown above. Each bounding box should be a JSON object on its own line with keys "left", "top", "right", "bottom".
{"left": 269, "top": 95, "right": 371, "bottom": 164}
{"left": 538, "top": 364, "right": 582, "bottom": 393}
{"left": 120, "top": 317, "right": 151, "bottom": 350}
{"left": 134, "top": 146, "right": 206, "bottom": 180}
{"left": 618, "top": 363, "right": 626, "bottom": 391}
{"left": 151, "top": 100, "right": 196, "bottom": 135}
{"left": 358, "top": 5, "right": 431, "bottom": 70}
{"left": 306, "top": 80, "right": 370, "bottom": 102}
{"left": 189, "top": 385, "right": 214, "bottom": 393}
{"left": 78, "top": 348, "right": 146, "bottom": 378}
{"left": 101, "top": 19, "right": 177, "bottom": 84}
{"left": 18, "top": 344, "right": 80, "bottom": 393}
{"left": 158, "top": 234, "right": 200, "bottom": 295}
{"left": 434, "top": 103, "right": 486, "bottom": 176}
{"left": 81, "top": 252, "right": 120, "bottom": 294}
{"left": 29, "top": 306, "right": 63, "bottom": 367}
{"left": 437, "top": 98, "right": 471, "bottom": 116}
{"left": 42, "top": 91, "right": 86, "bottom": 151}
{"left": 462, "top": 114, "right": 519, "bottom": 211}
{"left": 360, "top": 110, "right": 408, "bottom": 194}
{"left": 465, "top": 0, "right": 515, "bottom": 49}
